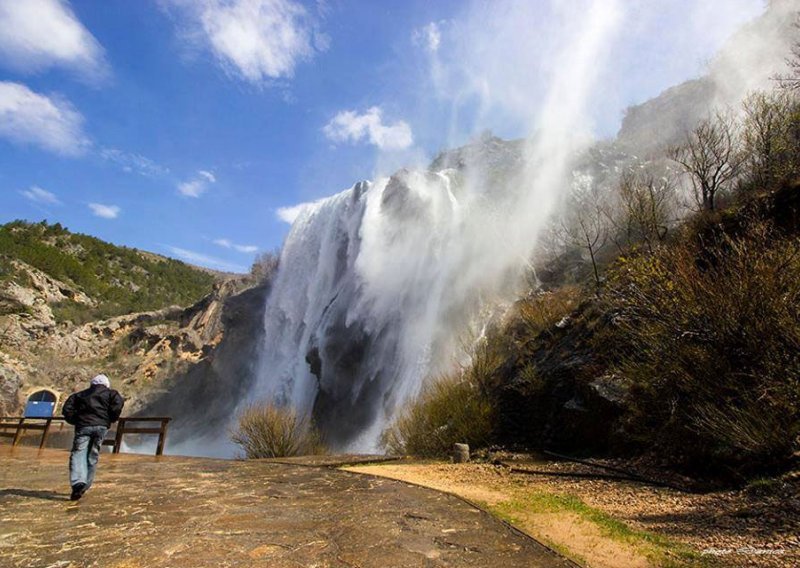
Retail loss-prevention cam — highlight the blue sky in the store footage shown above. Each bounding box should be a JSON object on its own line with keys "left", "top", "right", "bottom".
{"left": 0, "top": 0, "right": 765, "bottom": 273}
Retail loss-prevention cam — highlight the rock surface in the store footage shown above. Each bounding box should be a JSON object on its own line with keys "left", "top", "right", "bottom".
{"left": 0, "top": 259, "right": 268, "bottom": 422}
{"left": 345, "top": 459, "right": 800, "bottom": 568}
{"left": 0, "top": 446, "right": 572, "bottom": 568}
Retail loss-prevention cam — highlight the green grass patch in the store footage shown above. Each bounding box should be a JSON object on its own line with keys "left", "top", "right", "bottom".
{"left": 488, "top": 500, "right": 587, "bottom": 565}
{"left": 493, "top": 491, "right": 711, "bottom": 567}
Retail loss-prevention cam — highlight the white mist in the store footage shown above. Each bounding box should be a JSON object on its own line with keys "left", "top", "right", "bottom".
{"left": 247, "top": 0, "right": 624, "bottom": 451}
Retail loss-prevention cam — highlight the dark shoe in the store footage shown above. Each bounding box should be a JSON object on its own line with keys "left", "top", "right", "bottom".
{"left": 70, "top": 483, "right": 87, "bottom": 501}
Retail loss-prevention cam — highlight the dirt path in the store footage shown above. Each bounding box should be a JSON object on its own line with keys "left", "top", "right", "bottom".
{"left": 343, "top": 462, "right": 799, "bottom": 568}
{"left": 344, "top": 463, "right": 653, "bottom": 568}
{"left": 0, "top": 447, "right": 572, "bottom": 568}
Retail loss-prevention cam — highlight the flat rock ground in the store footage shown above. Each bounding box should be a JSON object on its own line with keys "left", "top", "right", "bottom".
{"left": 0, "top": 447, "right": 572, "bottom": 568}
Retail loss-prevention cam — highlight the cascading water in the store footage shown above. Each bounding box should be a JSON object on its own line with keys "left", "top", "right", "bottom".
{"left": 247, "top": 0, "right": 624, "bottom": 452}
{"left": 138, "top": 1, "right": 794, "bottom": 458}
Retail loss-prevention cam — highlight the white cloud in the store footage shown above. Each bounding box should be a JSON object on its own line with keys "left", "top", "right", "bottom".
{"left": 166, "top": 245, "right": 247, "bottom": 273}
{"left": 0, "top": 81, "right": 89, "bottom": 156}
{"left": 88, "top": 203, "right": 120, "bottom": 219}
{"left": 323, "top": 107, "right": 414, "bottom": 150}
{"left": 198, "top": 169, "right": 216, "bottom": 182}
{"left": 20, "top": 185, "right": 61, "bottom": 206}
{"left": 412, "top": 22, "right": 441, "bottom": 53}
{"left": 0, "top": 0, "right": 107, "bottom": 80}
{"left": 162, "top": 0, "right": 325, "bottom": 85}
{"left": 274, "top": 197, "right": 327, "bottom": 224}
{"left": 100, "top": 148, "right": 170, "bottom": 178}
{"left": 178, "top": 170, "right": 216, "bottom": 198}
{"left": 213, "top": 238, "right": 258, "bottom": 253}
{"left": 177, "top": 179, "right": 205, "bottom": 198}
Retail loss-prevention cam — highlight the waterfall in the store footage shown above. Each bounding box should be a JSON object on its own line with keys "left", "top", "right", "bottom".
{"left": 248, "top": 0, "right": 623, "bottom": 452}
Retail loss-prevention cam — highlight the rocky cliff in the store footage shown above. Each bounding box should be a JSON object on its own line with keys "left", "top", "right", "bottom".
{"left": 0, "top": 243, "right": 269, "bottom": 428}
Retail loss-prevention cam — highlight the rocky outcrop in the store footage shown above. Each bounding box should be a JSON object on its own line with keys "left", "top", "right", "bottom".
{"left": 0, "top": 358, "right": 23, "bottom": 415}
{"left": 493, "top": 302, "right": 626, "bottom": 455}
{"left": 0, "top": 259, "right": 267, "bottom": 418}
{"left": 0, "top": 260, "right": 93, "bottom": 348}
{"left": 137, "top": 280, "right": 271, "bottom": 443}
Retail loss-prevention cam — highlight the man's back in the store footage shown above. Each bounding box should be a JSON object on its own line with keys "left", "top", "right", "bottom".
{"left": 63, "top": 384, "right": 124, "bottom": 428}
{"left": 63, "top": 374, "right": 124, "bottom": 500}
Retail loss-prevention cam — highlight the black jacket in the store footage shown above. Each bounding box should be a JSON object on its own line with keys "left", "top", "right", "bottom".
{"left": 62, "top": 385, "right": 125, "bottom": 428}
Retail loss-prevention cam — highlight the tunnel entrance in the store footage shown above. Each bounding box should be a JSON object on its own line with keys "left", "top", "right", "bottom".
{"left": 24, "top": 389, "right": 59, "bottom": 418}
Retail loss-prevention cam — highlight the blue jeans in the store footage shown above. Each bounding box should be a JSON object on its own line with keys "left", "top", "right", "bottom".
{"left": 69, "top": 425, "right": 108, "bottom": 489}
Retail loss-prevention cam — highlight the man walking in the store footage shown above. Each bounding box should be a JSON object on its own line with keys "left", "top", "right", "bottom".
{"left": 62, "top": 374, "right": 125, "bottom": 501}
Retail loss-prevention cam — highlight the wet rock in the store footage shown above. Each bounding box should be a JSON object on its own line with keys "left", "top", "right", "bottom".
{"left": 494, "top": 302, "right": 626, "bottom": 454}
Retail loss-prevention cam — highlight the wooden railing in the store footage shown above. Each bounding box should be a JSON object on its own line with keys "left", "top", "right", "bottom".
{"left": 0, "top": 416, "right": 63, "bottom": 449}
{"left": 0, "top": 416, "right": 171, "bottom": 456}
{"left": 105, "top": 417, "right": 171, "bottom": 456}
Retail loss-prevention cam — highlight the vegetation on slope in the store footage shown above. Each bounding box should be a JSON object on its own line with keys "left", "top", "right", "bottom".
{"left": 0, "top": 220, "right": 216, "bottom": 322}
{"left": 385, "top": 70, "right": 800, "bottom": 483}
{"left": 603, "top": 218, "right": 800, "bottom": 478}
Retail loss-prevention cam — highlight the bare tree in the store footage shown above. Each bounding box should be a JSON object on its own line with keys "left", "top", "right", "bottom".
{"left": 606, "top": 166, "right": 677, "bottom": 253}
{"left": 669, "top": 112, "right": 744, "bottom": 212}
{"left": 742, "top": 91, "right": 788, "bottom": 188}
{"left": 559, "top": 183, "right": 610, "bottom": 289}
{"left": 775, "top": 17, "right": 800, "bottom": 92}
{"left": 250, "top": 249, "right": 280, "bottom": 283}
{"left": 742, "top": 90, "right": 800, "bottom": 189}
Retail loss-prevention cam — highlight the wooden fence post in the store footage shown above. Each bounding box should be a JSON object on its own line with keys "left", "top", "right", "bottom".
{"left": 155, "top": 419, "right": 170, "bottom": 456}
{"left": 11, "top": 417, "right": 25, "bottom": 446}
{"left": 38, "top": 418, "right": 53, "bottom": 450}
{"left": 113, "top": 418, "right": 126, "bottom": 453}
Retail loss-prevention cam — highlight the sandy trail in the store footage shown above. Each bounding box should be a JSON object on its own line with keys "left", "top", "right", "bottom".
{"left": 344, "top": 461, "right": 799, "bottom": 568}
{"left": 345, "top": 463, "right": 651, "bottom": 568}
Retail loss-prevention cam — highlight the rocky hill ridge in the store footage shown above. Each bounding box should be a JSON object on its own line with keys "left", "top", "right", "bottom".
{"left": 0, "top": 222, "right": 268, "bottom": 417}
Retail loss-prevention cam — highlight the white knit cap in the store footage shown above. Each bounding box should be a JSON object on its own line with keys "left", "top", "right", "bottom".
{"left": 91, "top": 374, "right": 110, "bottom": 388}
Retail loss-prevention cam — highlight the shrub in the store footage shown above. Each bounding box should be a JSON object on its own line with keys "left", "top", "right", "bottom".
{"left": 515, "top": 285, "right": 581, "bottom": 340}
{"left": 604, "top": 222, "right": 800, "bottom": 477}
{"left": 382, "top": 340, "right": 500, "bottom": 457}
{"left": 230, "top": 401, "right": 325, "bottom": 458}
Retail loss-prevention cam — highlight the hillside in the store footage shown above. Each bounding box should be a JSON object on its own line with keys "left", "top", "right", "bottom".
{"left": 0, "top": 220, "right": 217, "bottom": 323}
{"left": 0, "top": 220, "right": 272, "bottom": 418}
{"left": 386, "top": 97, "right": 800, "bottom": 486}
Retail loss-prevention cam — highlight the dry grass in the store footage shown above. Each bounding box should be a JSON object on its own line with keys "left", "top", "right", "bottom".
{"left": 382, "top": 340, "right": 502, "bottom": 458}
{"left": 516, "top": 285, "right": 581, "bottom": 340}
{"left": 231, "top": 401, "right": 326, "bottom": 458}
{"left": 605, "top": 221, "right": 800, "bottom": 477}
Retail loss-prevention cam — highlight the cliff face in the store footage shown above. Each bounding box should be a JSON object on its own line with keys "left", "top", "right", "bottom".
{"left": 0, "top": 257, "right": 268, "bottom": 423}
{"left": 138, "top": 279, "right": 271, "bottom": 448}
{"left": 0, "top": 219, "right": 273, "bottom": 430}
{"left": 616, "top": 0, "right": 796, "bottom": 157}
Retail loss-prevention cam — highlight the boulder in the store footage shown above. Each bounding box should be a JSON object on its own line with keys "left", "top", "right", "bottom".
{"left": 453, "top": 443, "right": 470, "bottom": 463}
